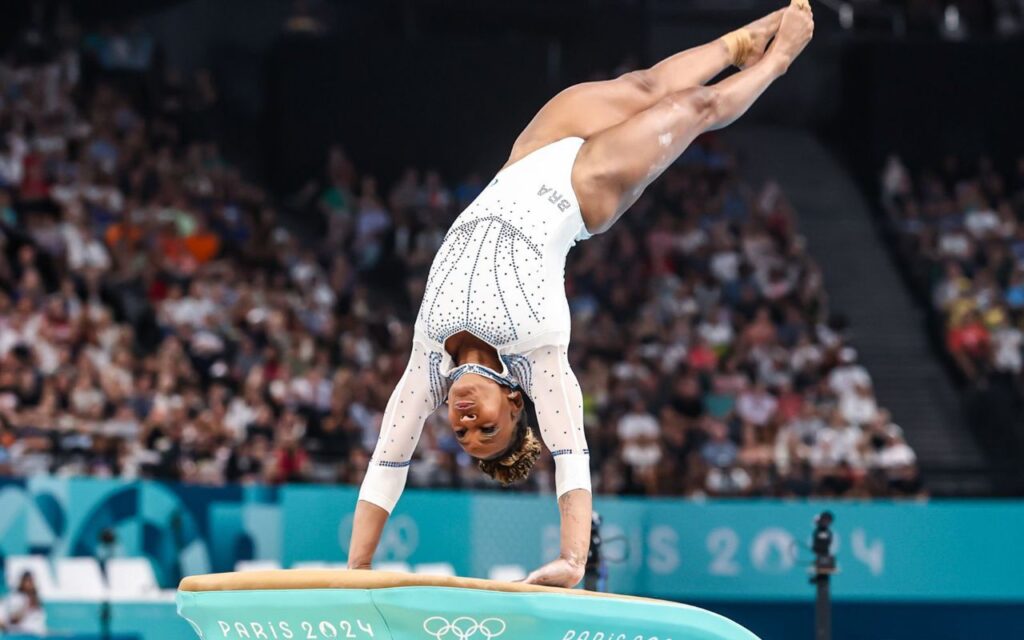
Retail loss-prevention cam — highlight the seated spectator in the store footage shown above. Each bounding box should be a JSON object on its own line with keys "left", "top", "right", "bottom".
{"left": 701, "top": 419, "right": 751, "bottom": 496}
{"left": 271, "top": 429, "right": 310, "bottom": 485}
{"left": 700, "top": 419, "right": 738, "bottom": 470}
{"left": 811, "top": 409, "right": 865, "bottom": 495}
{"left": 874, "top": 426, "right": 920, "bottom": 495}
{"left": 617, "top": 398, "right": 662, "bottom": 491}
{"left": 863, "top": 413, "right": 922, "bottom": 497}
{"left": 990, "top": 314, "right": 1023, "bottom": 378}
{"left": 948, "top": 309, "right": 991, "bottom": 380}
{"left": 883, "top": 153, "right": 1024, "bottom": 419}
{"left": 774, "top": 404, "right": 821, "bottom": 477}
{"left": 839, "top": 383, "right": 878, "bottom": 427}
{"left": 828, "top": 348, "right": 872, "bottom": 397}
{"left": 0, "top": 572, "right": 46, "bottom": 636}
{"left": 182, "top": 217, "right": 222, "bottom": 264}
{"left": 736, "top": 381, "right": 778, "bottom": 429}
{"left": 0, "top": 420, "right": 12, "bottom": 475}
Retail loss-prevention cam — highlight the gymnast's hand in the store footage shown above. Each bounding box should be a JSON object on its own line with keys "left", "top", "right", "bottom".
{"left": 522, "top": 556, "right": 586, "bottom": 589}
{"left": 521, "top": 489, "right": 591, "bottom": 588}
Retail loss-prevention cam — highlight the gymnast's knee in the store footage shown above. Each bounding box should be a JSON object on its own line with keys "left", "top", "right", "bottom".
{"left": 664, "top": 86, "right": 721, "bottom": 126}
{"left": 620, "top": 69, "right": 662, "bottom": 98}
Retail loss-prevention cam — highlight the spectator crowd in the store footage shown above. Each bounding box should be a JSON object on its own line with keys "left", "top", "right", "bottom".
{"left": 881, "top": 153, "right": 1024, "bottom": 444}
{"left": 0, "top": 22, "right": 922, "bottom": 501}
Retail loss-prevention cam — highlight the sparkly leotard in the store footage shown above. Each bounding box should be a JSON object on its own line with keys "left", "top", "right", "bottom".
{"left": 359, "top": 137, "right": 592, "bottom": 513}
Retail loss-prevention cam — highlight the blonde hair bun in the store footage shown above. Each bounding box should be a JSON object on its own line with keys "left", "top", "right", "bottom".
{"left": 477, "top": 425, "right": 542, "bottom": 486}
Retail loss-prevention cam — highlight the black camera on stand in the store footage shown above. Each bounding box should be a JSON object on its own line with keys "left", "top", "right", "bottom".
{"left": 584, "top": 511, "right": 607, "bottom": 592}
{"left": 812, "top": 511, "right": 836, "bottom": 573}
{"left": 98, "top": 528, "right": 117, "bottom": 640}
{"left": 809, "top": 511, "right": 837, "bottom": 640}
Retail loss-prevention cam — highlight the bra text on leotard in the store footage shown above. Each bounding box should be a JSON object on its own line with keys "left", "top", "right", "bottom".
{"left": 537, "top": 184, "right": 572, "bottom": 212}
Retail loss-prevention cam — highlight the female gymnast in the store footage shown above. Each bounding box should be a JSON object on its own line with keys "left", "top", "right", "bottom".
{"left": 348, "top": 0, "right": 814, "bottom": 588}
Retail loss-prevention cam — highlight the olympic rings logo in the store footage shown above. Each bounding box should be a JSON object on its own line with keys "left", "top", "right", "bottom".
{"left": 422, "top": 616, "right": 507, "bottom": 639}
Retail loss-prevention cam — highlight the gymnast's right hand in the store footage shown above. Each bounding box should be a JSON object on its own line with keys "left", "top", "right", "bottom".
{"left": 768, "top": 0, "right": 814, "bottom": 72}
{"left": 522, "top": 557, "right": 586, "bottom": 589}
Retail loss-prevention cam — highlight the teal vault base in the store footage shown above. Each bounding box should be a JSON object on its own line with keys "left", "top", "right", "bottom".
{"left": 177, "top": 572, "right": 761, "bottom": 640}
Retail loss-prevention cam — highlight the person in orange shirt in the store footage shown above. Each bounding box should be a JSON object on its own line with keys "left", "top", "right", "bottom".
{"left": 948, "top": 309, "right": 990, "bottom": 380}
{"left": 104, "top": 208, "right": 145, "bottom": 249}
{"left": 183, "top": 217, "right": 222, "bottom": 264}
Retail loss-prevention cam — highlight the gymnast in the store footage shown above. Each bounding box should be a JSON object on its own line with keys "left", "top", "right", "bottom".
{"left": 348, "top": 0, "right": 814, "bottom": 588}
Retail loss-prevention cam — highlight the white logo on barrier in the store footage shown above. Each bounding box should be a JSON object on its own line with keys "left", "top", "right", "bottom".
{"left": 852, "top": 527, "right": 885, "bottom": 576}
{"left": 422, "top": 616, "right": 507, "bottom": 639}
{"left": 750, "top": 527, "right": 797, "bottom": 574}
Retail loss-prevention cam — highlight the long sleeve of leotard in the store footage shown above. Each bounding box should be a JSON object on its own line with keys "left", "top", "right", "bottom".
{"left": 357, "top": 340, "right": 445, "bottom": 513}
{"left": 514, "top": 345, "right": 592, "bottom": 497}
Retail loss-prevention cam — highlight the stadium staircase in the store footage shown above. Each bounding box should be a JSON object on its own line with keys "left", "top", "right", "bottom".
{"left": 727, "top": 126, "right": 992, "bottom": 496}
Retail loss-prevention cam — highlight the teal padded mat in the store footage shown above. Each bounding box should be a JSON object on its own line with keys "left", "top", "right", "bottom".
{"left": 177, "top": 571, "right": 761, "bottom": 640}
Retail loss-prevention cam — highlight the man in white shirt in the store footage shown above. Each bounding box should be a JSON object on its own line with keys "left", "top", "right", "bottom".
{"left": 828, "top": 347, "right": 872, "bottom": 397}
{"left": 810, "top": 410, "right": 864, "bottom": 469}
{"left": 839, "top": 384, "right": 878, "bottom": 426}
{"left": 617, "top": 398, "right": 662, "bottom": 471}
{"left": 964, "top": 206, "right": 1001, "bottom": 239}
{"left": 991, "top": 318, "right": 1023, "bottom": 374}
{"left": 865, "top": 422, "right": 920, "bottom": 494}
{"left": 876, "top": 432, "right": 917, "bottom": 469}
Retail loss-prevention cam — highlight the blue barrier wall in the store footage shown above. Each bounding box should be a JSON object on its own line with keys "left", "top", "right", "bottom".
{"left": 2, "top": 477, "right": 1021, "bottom": 603}
{"left": 39, "top": 599, "right": 1024, "bottom": 640}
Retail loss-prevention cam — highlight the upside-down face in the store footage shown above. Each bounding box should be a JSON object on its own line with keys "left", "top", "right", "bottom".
{"left": 446, "top": 372, "right": 523, "bottom": 460}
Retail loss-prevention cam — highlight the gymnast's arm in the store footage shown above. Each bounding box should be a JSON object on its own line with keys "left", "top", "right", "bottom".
{"left": 524, "top": 489, "right": 592, "bottom": 587}
{"left": 348, "top": 341, "right": 441, "bottom": 570}
{"left": 348, "top": 501, "right": 388, "bottom": 570}
{"left": 519, "top": 345, "right": 593, "bottom": 587}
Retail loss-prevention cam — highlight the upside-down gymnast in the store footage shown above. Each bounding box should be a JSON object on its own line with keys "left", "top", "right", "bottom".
{"left": 348, "top": 0, "right": 814, "bottom": 588}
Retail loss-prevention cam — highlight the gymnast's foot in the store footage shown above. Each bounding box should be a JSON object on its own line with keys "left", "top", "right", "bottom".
{"left": 734, "top": 8, "right": 786, "bottom": 68}
{"left": 766, "top": 0, "right": 815, "bottom": 72}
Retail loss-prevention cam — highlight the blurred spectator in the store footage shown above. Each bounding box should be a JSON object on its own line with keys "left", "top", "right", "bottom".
{"left": 811, "top": 410, "right": 865, "bottom": 496}
{"left": 882, "top": 152, "right": 1024, "bottom": 472}
{"left": 618, "top": 397, "right": 662, "bottom": 492}
{"left": 83, "top": 23, "right": 154, "bottom": 71}
{"left": 0, "top": 572, "right": 46, "bottom": 635}
{"left": 886, "top": 150, "right": 1024, "bottom": 390}
{"left": 702, "top": 419, "right": 750, "bottom": 496}
{"left": 736, "top": 381, "right": 778, "bottom": 428}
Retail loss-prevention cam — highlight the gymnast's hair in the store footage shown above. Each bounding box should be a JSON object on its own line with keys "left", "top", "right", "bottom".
{"left": 476, "top": 407, "right": 541, "bottom": 486}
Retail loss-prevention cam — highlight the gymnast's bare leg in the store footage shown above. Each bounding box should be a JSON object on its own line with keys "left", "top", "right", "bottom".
{"left": 568, "top": 1, "right": 813, "bottom": 234}
{"left": 506, "top": 7, "right": 787, "bottom": 165}
{"left": 506, "top": 0, "right": 812, "bottom": 235}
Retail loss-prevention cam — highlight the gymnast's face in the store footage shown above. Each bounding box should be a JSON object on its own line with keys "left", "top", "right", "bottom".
{"left": 447, "top": 374, "right": 523, "bottom": 460}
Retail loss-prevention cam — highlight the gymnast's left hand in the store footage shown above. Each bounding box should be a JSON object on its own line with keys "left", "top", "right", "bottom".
{"left": 522, "top": 557, "right": 586, "bottom": 588}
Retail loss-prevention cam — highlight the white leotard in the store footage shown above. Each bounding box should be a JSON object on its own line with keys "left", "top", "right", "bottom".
{"left": 359, "top": 137, "right": 593, "bottom": 513}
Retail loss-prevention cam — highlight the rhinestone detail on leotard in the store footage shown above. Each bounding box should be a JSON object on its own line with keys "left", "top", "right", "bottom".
{"left": 421, "top": 214, "right": 545, "bottom": 347}
{"left": 427, "top": 351, "right": 445, "bottom": 408}
{"left": 501, "top": 354, "right": 533, "bottom": 396}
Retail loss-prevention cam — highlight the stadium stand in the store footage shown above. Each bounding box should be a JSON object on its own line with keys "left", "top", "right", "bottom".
{"left": 0, "top": 20, "right": 921, "bottom": 500}
{"left": 880, "top": 153, "right": 1024, "bottom": 476}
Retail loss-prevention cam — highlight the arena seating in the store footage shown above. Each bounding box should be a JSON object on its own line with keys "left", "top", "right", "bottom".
{"left": 0, "top": 22, "right": 919, "bottom": 500}
{"left": 880, "top": 154, "right": 1024, "bottom": 466}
